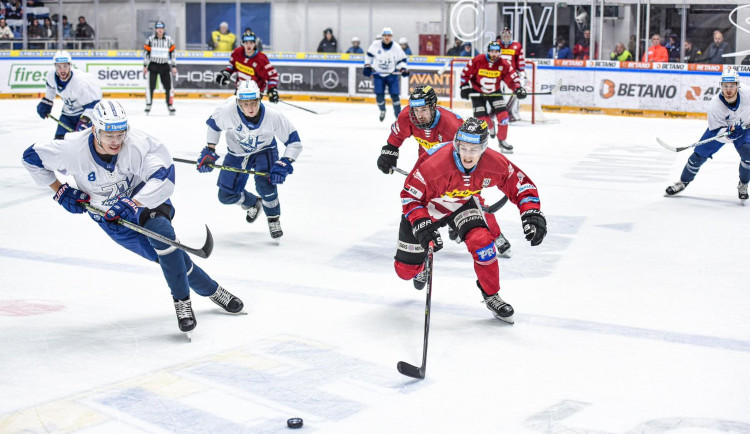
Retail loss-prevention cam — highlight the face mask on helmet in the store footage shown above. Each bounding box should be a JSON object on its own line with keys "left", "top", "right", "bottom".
{"left": 408, "top": 86, "right": 438, "bottom": 129}
{"left": 501, "top": 28, "right": 512, "bottom": 45}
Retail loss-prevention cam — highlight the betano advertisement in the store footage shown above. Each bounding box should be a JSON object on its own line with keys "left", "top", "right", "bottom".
{"left": 0, "top": 53, "right": 744, "bottom": 118}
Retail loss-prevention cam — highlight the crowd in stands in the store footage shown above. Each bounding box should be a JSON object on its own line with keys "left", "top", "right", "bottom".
{"left": 0, "top": 1, "right": 95, "bottom": 48}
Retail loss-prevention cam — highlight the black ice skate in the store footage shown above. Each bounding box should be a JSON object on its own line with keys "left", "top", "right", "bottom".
{"left": 168, "top": 104, "right": 176, "bottom": 116}
{"left": 478, "top": 281, "right": 514, "bottom": 324}
{"left": 448, "top": 227, "right": 461, "bottom": 243}
{"left": 739, "top": 182, "right": 748, "bottom": 205}
{"left": 209, "top": 286, "right": 245, "bottom": 314}
{"left": 268, "top": 216, "right": 283, "bottom": 239}
{"left": 665, "top": 181, "right": 689, "bottom": 196}
{"left": 379, "top": 110, "right": 386, "bottom": 122}
{"left": 413, "top": 266, "right": 428, "bottom": 290}
{"left": 498, "top": 140, "right": 514, "bottom": 154}
{"left": 495, "top": 233, "right": 511, "bottom": 258}
{"left": 244, "top": 198, "right": 262, "bottom": 223}
{"left": 144, "top": 103, "right": 151, "bottom": 114}
{"left": 173, "top": 297, "right": 196, "bottom": 336}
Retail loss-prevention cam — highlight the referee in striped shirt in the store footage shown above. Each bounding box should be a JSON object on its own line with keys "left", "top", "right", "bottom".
{"left": 143, "top": 21, "right": 177, "bottom": 115}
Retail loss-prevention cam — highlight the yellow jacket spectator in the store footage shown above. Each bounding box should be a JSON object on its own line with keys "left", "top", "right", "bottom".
{"left": 208, "top": 22, "right": 236, "bottom": 51}
{"left": 610, "top": 43, "right": 633, "bottom": 62}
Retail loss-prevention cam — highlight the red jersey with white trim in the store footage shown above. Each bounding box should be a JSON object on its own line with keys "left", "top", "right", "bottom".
{"left": 460, "top": 54, "right": 521, "bottom": 94}
{"left": 224, "top": 47, "right": 279, "bottom": 92}
{"left": 387, "top": 106, "right": 463, "bottom": 163}
{"left": 401, "top": 144, "right": 541, "bottom": 224}
{"left": 499, "top": 41, "right": 525, "bottom": 72}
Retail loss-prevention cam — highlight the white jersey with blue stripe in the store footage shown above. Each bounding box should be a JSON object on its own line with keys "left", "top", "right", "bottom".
{"left": 44, "top": 68, "right": 102, "bottom": 118}
{"left": 205, "top": 99, "right": 302, "bottom": 160}
{"left": 22, "top": 128, "right": 175, "bottom": 209}
{"left": 365, "top": 41, "right": 408, "bottom": 76}
{"left": 707, "top": 88, "right": 750, "bottom": 144}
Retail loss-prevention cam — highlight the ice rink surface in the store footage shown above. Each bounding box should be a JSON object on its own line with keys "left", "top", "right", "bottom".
{"left": 0, "top": 98, "right": 748, "bottom": 433}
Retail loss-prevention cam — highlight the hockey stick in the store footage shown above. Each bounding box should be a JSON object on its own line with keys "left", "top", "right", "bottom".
{"left": 83, "top": 203, "right": 214, "bottom": 258}
{"left": 279, "top": 99, "right": 323, "bottom": 115}
{"left": 397, "top": 242, "right": 434, "bottom": 380}
{"left": 172, "top": 157, "right": 270, "bottom": 177}
{"left": 392, "top": 166, "right": 508, "bottom": 213}
{"left": 468, "top": 78, "right": 563, "bottom": 98}
{"left": 49, "top": 115, "right": 74, "bottom": 132}
{"left": 656, "top": 124, "right": 748, "bottom": 152}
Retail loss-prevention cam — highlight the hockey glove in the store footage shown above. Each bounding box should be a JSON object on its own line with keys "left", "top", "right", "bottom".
{"left": 514, "top": 87, "right": 527, "bottom": 100}
{"left": 76, "top": 116, "right": 92, "bottom": 131}
{"left": 521, "top": 209, "right": 547, "bottom": 246}
{"left": 270, "top": 157, "right": 294, "bottom": 185}
{"left": 197, "top": 146, "right": 219, "bottom": 173}
{"left": 105, "top": 197, "right": 143, "bottom": 232}
{"left": 267, "top": 87, "right": 280, "bottom": 104}
{"left": 54, "top": 183, "right": 90, "bottom": 214}
{"left": 460, "top": 85, "right": 472, "bottom": 100}
{"left": 400, "top": 68, "right": 410, "bottom": 77}
{"left": 363, "top": 65, "right": 373, "bottom": 77}
{"left": 412, "top": 218, "right": 443, "bottom": 252}
{"left": 36, "top": 98, "right": 53, "bottom": 119}
{"left": 377, "top": 144, "right": 400, "bottom": 174}
{"left": 727, "top": 121, "right": 746, "bottom": 141}
{"left": 216, "top": 70, "right": 231, "bottom": 86}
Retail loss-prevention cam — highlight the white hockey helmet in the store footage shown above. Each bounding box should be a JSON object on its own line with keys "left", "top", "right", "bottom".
{"left": 399, "top": 37, "right": 408, "bottom": 45}
{"left": 53, "top": 50, "right": 72, "bottom": 64}
{"left": 721, "top": 67, "right": 740, "bottom": 87}
{"left": 381, "top": 27, "right": 393, "bottom": 36}
{"left": 237, "top": 80, "right": 262, "bottom": 101}
{"left": 352, "top": 36, "right": 360, "bottom": 43}
{"left": 92, "top": 100, "right": 129, "bottom": 142}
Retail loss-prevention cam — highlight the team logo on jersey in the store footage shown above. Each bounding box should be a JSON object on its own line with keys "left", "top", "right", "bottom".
{"left": 478, "top": 69, "right": 501, "bottom": 78}
{"left": 517, "top": 171, "right": 525, "bottom": 182}
{"left": 413, "top": 169, "right": 425, "bottom": 184}
{"left": 444, "top": 188, "right": 481, "bottom": 198}
{"left": 404, "top": 184, "right": 423, "bottom": 199}
{"left": 236, "top": 63, "right": 255, "bottom": 76}
{"left": 482, "top": 178, "right": 491, "bottom": 187}
{"left": 238, "top": 130, "right": 265, "bottom": 152}
{"left": 88, "top": 172, "right": 96, "bottom": 181}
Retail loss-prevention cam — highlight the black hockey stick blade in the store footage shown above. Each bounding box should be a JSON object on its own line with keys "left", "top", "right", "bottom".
{"left": 487, "top": 196, "right": 509, "bottom": 213}
{"left": 397, "top": 361, "right": 425, "bottom": 379}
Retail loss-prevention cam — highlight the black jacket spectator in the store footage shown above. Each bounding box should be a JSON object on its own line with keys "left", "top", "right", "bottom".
{"left": 703, "top": 31, "right": 731, "bottom": 64}
{"left": 683, "top": 41, "right": 702, "bottom": 63}
{"left": 75, "top": 16, "right": 94, "bottom": 39}
{"left": 317, "top": 28, "right": 338, "bottom": 53}
{"left": 446, "top": 38, "right": 463, "bottom": 56}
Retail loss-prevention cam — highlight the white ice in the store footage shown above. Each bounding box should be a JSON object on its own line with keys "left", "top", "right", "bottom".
{"left": 0, "top": 98, "right": 748, "bottom": 433}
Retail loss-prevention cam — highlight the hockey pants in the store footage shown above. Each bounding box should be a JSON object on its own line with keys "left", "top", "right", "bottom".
{"left": 217, "top": 149, "right": 281, "bottom": 217}
{"left": 681, "top": 128, "right": 750, "bottom": 184}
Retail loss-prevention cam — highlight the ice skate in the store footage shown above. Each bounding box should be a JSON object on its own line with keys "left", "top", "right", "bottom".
{"left": 665, "top": 181, "right": 689, "bottom": 196}
{"left": 495, "top": 233, "right": 511, "bottom": 258}
{"left": 739, "top": 182, "right": 748, "bottom": 205}
{"left": 168, "top": 104, "right": 176, "bottom": 116}
{"left": 379, "top": 110, "right": 386, "bottom": 122}
{"left": 144, "top": 103, "right": 151, "bottom": 115}
{"left": 413, "top": 266, "right": 428, "bottom": 290}
{"left": 173, "top": 298, "right": 196, "bottom": 340}
{"left": 448, "top": 227, "right": 461, "bottom": 243}
{"left": 209, "top": 286, "right": 245, "bottom": 314}
{"left": 498, "top": 140, "right": 514, "bottom": 154}
{"left": 268, "top": 216, "right": 283, "bottom": 240}
{"left": 243, "top": 198, "right": 262, "bottom": 223}
{"left": 478, "top": 281, "right": 514, "bottom": 324}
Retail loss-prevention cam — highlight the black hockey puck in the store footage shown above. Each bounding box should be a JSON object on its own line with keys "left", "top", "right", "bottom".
{"left": 287, "top": 418, "right": 303, "bottom": 429}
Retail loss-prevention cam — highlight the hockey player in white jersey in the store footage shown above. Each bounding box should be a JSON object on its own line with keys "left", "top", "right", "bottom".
{"left": 22, "top": 100, "right": 244, "bottom": 336}
{"left": 196, "top": 80, "right": 302, "bottom": 240}
{"left": 36, "top": 50, "right": 102, "bottom": 139}
{"left": 665, "top": 67, "right": 750, "bottom": 203}
{"left": 364, "top": 27, "right": 409, "bottom": 122}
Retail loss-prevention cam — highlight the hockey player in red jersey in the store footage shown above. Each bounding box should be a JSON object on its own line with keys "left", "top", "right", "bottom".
{"left": 216, "top": 31, "right": 280, "bottom": 103}
{"left": 395, "top": 117, "right": 546, "bottom": 324}
{"left": 497, "top": 27, "right": 526, "bottom": 122}
{"left": 460, "top": 41, "right": 526, "bottom": 154}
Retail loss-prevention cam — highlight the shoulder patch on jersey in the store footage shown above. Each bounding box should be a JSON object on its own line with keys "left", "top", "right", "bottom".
{"left": 482, "top": 178, "right": 491, "bottom": 187}
{"left": 404, "top": 184, "right": 423, "bottom": 199}
{"left": 507, "top": 162, "right": 514, "bottom": 176}
{"left": 413, "top": 169, "right": 425, "bottom": 184}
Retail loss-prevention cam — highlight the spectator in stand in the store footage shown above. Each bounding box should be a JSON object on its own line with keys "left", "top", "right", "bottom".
{"left": 446, "top": 37, "right": 463, "bottom": 56}
{"left": 208, "top": 22, "right": 235, "bottom": 51}
{"left": 610, "top": 42, "right": 632, "bottom": 62}
{"left": 243, "top": 27, "right": 263, "bottom": 51}
{"left": 346, "top": 36, "right": 363, "bottom": 54}
{"left": 28, "top": 17, "right": 44, "bottom": 48}
{"left": 547, "top": 36, "right": 572, "bottom": 59}
{"left": 459, "top": 42, "right": 477, "bottom": 57}
{"left": 627, "top": 35, "right": 636, "bottom": 57}
{"left": 703, "top": 30, "right": 731, "bottom": 64}
{"left": 573, "top": 30, "right": 590, "bottom": 60}
{"left": 42, "top": 17, "right": 55, "bottom": 39}
{"left": 0, "top": 15, "right": 13, "bottom": 40}
{"left": 665, "top": 33, "right": 681, "bottom": 62}
{"left": 4, "top": 1, "right": 22, "bottom": 20}
{"left": 683, "top": 40, "right": 702, "bottom": 63}
{"left": 399, "top": 37, "right": 412, "bottom": 55}
{"left": 317, "top": 27, "right": 338, "bottom": 53}
{"left": 75, "top": 15, "right": 94, "bottom": 48}
{"left": 642, "top": 34, "right": 668, "bottom": 62}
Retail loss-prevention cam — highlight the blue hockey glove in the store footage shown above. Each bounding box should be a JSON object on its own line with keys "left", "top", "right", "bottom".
{"left": 267, "top": 87, "right": 279, "bottom": 103}
{"left": 727, "top": 121, "right": 746, "bottom": 141}
{"left": 37, "top": 98, "right": 53, "bottom": 119}
{"left": 270, "top": 157, "right": 294, "bottom": 185}
{"left": 514, "top": 87, "right": 527, "bottom": 100}
{"left": 76, "top": 116, "right": 92, "bottom": 131}
{"left": 412, "top": 218, "right": 443, "bottom": 252}
{"left": 400, "top": 68, "right": 410, "bottom": 77}
{"left": 363, "top": 65, "right": 373, "bottom": 77}
{"left": 104, "top": 197, "right": 142, "bottom": 232}
{"left": 197, "top": 146, "right": 219, "bottom": 173}
{"left": 54, "top": 183, "right": 90, "bottom": 214}
{"left": 521, "top": 209, "right": 547, "bottom": 246}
